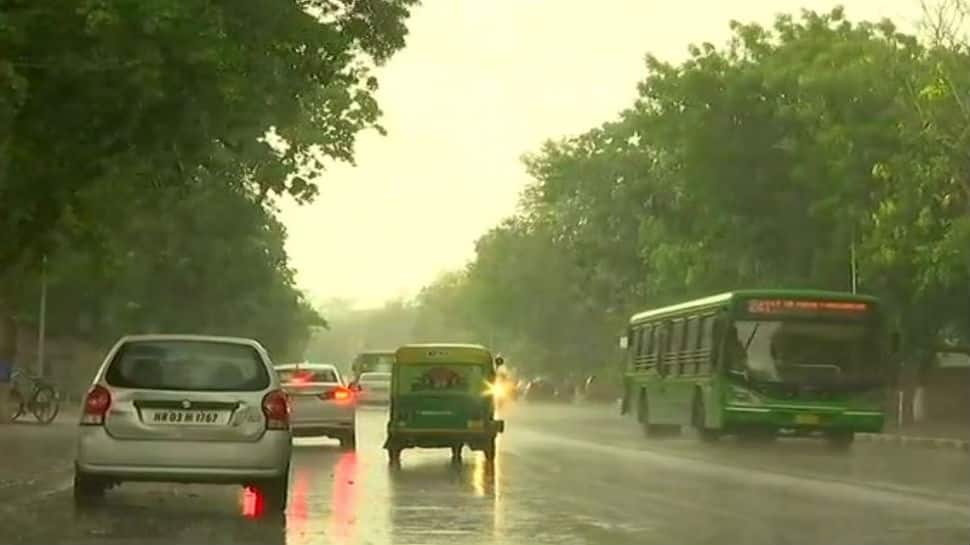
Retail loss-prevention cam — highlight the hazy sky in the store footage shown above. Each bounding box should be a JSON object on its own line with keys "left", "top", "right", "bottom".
{"left": 280, "top": 0, "right": 920, "bottom": 309}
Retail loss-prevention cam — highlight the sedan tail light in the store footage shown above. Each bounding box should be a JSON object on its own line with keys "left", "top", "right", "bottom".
{"left": 262, "top": 389, "right": 290, "bottom": 430}
{"left": 320, "top": 387, "right": 354, "bottom": 404}
{"left": 81, "top": 385, "right": 111, "bottom": 426}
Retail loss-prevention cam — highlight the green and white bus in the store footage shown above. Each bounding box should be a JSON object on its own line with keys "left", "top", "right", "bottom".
{"left": 620, "top": 289, "right": 895, "bottom": 447}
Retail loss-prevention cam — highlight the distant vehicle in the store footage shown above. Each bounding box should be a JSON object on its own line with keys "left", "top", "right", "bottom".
{"left": 275, "top": 363, "right": 356, "bottom": 449}
{"left": 621, "top": 289, "right": 895, "bottom": 448}
{"left": 583, "top": 375, "right": 619, "bottom": 403}
{"left": 73, "top": 335, "right": 292, "bottom": 511}
{"left": 384, "top": 344, "right": 505, "bottom": 464}
{"left": 354, "top": 371, "right": 391, "bottom": 405}
{"left": 524, "top": 378, "right": 558, "bottom": 401}
{"left": 350, "top": 350, "right": 395, "bottom": 382}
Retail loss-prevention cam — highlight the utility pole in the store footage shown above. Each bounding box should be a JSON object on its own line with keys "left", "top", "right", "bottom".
{"left": 850, "top": 227, "right": 858, "bottom": 294}
{"left": 37, "top": 254, "right": 47, "bottom": 376}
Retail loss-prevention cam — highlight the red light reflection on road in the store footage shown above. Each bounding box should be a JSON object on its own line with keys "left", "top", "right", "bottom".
{"left": 287, "top": 469, "right": 311, "bottom": 542}
{"left": 330, "top": 451, "right": 359, "bottom": 545}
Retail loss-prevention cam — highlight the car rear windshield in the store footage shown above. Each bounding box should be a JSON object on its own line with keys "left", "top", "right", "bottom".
{"left": 105, "top": 340, "right": 270, "bottom": 391}
{"left": 278, "top": 368, "right": 339, "bottom": 384}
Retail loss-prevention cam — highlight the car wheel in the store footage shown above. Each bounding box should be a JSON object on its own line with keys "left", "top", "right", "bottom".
{"left": 257, "top": 473, "right": 289, "bottom": 512}
{"left": 339, "top": 431, "right": 356, "bottom": 450}
{"left": 73, "top": 470, "right": 106, "bottom": 505}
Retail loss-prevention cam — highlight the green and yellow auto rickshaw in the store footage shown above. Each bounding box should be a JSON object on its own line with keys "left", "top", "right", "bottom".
{"left": 384, "top": 344, "right": 506, "bottom": 465}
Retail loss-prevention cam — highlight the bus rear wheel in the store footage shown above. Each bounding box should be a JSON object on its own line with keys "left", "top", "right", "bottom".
{"left": 692, "top": 395, "right": 720, "bottom": 442}
{"left": 638, "top": 394, "right": 665, "bottom": 438}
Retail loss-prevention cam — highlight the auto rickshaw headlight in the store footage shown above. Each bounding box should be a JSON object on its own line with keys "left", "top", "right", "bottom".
{"left": 485, "top": 381, "right": 508, "bottom": 399}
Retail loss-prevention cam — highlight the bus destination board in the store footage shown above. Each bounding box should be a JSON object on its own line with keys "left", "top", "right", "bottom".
{"left": 745, "top": 299, "right": 871, "bottom": 318}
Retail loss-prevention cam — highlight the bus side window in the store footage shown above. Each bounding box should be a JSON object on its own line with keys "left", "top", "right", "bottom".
{"left": 698, "top": 314, "right": 715, "bottom": 374}
{"left": 685, "top": 316, "right": 700, "bottom": 375}
{"left": 635, "top": 326, "right": 648, "bottom": 370}
{"left": 655, "top": 323, "right": 669, "bottom": 375}
{"left": 630, "top": 326, "right": 641, "bottom": 368}
{"left": 668, "top": 320, "right": 684, "bottom": 376}
{"left": 644, "top": 325, "right": 655, "bottom": 367}
{"left": 712, "top": 314, "right": 734, "bottom": 371}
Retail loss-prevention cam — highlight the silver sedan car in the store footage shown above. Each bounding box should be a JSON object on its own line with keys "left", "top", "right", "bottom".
{"left": 275, "top": 363, "right": 356, "bottom": 448}
{"left": 74, "top": 335, "right": 292, "bottom": 511}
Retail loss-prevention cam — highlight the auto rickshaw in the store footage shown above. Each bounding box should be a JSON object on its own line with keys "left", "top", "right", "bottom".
{"left": 384, "top": 344, "right": 506, "bottom": 465}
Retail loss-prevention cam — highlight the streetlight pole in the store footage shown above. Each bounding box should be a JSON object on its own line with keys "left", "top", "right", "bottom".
{"left": 37, "top": 254, "right": 47, "bottom": 376}
{"left": 850, "top": 226, "right": 858, "bottom": 294}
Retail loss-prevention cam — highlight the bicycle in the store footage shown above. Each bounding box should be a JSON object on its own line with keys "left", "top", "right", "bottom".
{"left": 6, "top": 368, "right": 61, "bottom": 424}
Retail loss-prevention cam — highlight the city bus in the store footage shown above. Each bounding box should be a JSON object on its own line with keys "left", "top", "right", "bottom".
{"left": 619, "top": 289, "right": 895, "bottom": 448}
{"left": 350, "top": 350, "right": 395, "bottom": 382}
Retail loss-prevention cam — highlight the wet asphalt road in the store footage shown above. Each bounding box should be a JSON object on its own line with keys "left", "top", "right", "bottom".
{"left": 0, "top": 402, "right": 968, "bottom": 545}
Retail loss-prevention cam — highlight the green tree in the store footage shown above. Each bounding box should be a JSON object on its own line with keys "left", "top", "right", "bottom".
{"left": 12, "top": 181, "right": 324, "bottom": 360}
{"left": 1, "top": 0, "right": 416, "bottom": 269}
{"left": 412, "top": 7, "right": 969, "bottom": 378}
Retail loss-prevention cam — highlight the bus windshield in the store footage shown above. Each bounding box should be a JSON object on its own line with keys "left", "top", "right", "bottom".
{"left": 731, "top": 320, "right": 883, "bottom": 387}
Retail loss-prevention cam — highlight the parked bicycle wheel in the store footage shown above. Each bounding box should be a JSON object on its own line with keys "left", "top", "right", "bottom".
{"left": 30, "top": 384, "right": 59, "bottom": 424}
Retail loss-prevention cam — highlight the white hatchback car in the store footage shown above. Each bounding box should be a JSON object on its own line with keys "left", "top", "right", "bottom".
{"left": 274, "top": 363, "right": 356, "bottom": 448}
{"left": 74, "top": 335, "right": 292, "bottom": 511}
{"left": 354, "top": 371, "right": 391, "bottom": 405}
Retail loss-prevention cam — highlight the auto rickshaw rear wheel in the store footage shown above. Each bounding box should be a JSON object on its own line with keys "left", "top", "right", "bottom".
{"left": 483, "top": 437, "right": 496, "bottom": 461}
{"left": 387, "top": 445, "right": 402, "bottom": 465}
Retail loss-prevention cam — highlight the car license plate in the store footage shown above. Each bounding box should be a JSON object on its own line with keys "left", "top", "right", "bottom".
{"left": 145, "top": 409, "right": 226, "bottom": 426}
{"left": 795, "top": 414, "right": 820, "bottom": 425}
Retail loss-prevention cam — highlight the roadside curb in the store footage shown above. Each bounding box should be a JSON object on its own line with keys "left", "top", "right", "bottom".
{"left": 857, "top": 432, "right": 970, "bottom": 452}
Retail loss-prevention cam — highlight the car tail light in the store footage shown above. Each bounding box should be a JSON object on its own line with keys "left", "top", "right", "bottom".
{"left": 81, "top": 385, "right": 111, "bottom": 426}
{"left": 333, "top": 387, "right": 352, "bottom": 402}
{"left": 262, "top": 389, "right": 290, "bottom": 430}
{"left": 320, "top": 387, "right": 354, "bottom": 404}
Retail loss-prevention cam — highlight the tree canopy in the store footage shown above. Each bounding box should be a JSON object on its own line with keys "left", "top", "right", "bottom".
{"left": 407, "top": 6, "right": 970, "bottom": 379}
{"left": 1, "top": 0, "right": 417, "bottom": 360}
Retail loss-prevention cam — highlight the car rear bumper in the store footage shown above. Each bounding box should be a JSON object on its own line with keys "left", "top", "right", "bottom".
{"left": 388, "top": 420, "right": 504, "bottom": 439}
{"left": 290, "top": 418, "right": 354, "bottom": 438}
{"left": 75, "top": 427, "right": 291, "bottom": 483}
